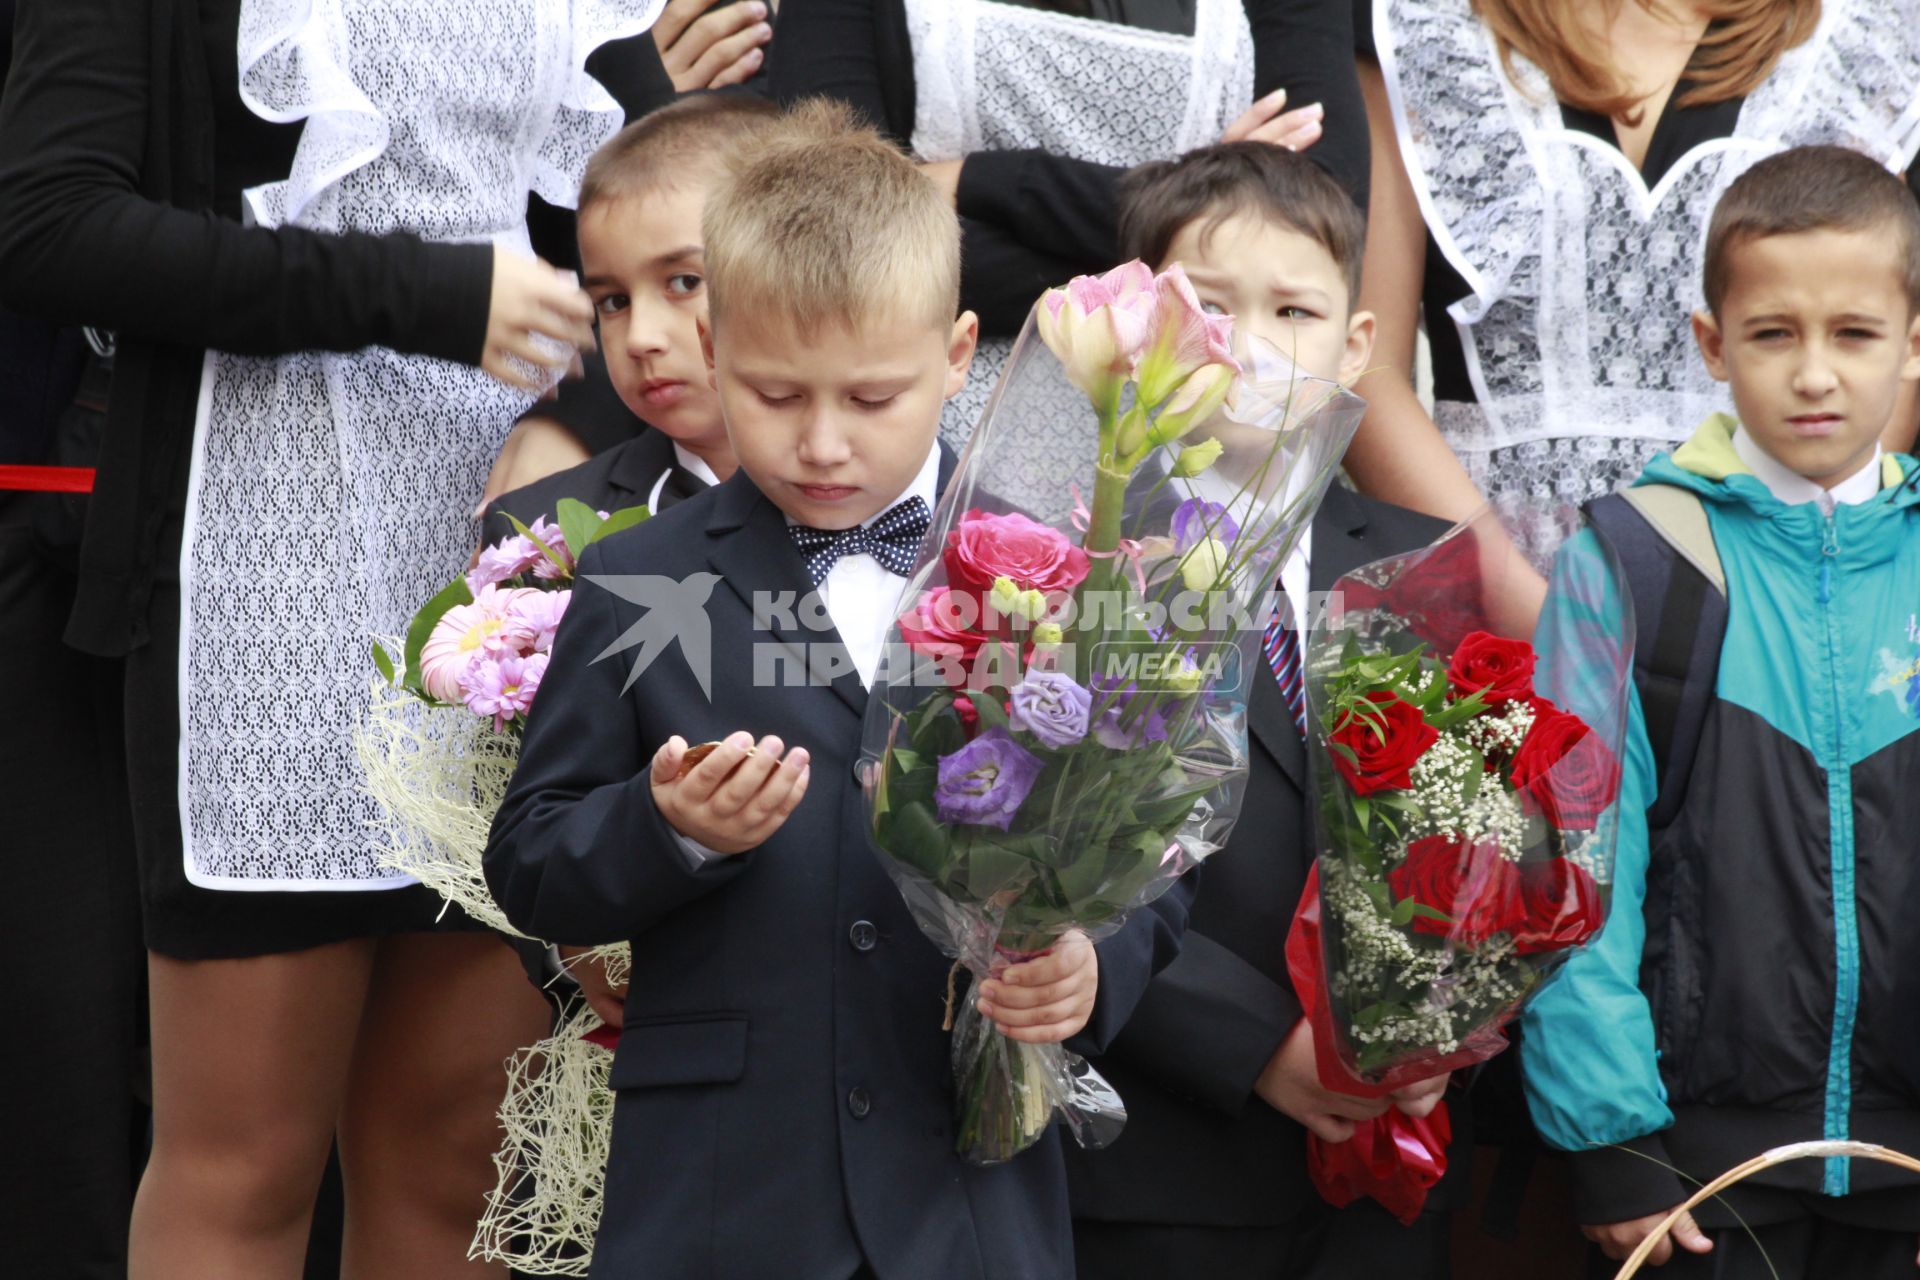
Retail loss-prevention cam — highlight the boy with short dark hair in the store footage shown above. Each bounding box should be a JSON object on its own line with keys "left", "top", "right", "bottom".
{"left": 1524, "top": 144, "right": 1920, "bottom": 1279}
{"left": 485, "top": 99, "right": 1191, "bottom": 1280}
{"left": 483, "top": 92, "right": 780, "bottom": 545}
{"left": 1061, "top": 142, "right": 1460, "bottom": 1280}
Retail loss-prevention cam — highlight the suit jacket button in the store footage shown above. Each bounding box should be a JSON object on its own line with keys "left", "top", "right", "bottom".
{"left": 847, "top": 1087, "right": 872, "bottom": 1118}
{"left": 849, "top": 920, "right": 878, "bottom": 951}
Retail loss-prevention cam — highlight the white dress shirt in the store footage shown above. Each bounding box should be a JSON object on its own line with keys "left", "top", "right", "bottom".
{"left": 1731, "top": 426, "right": 1882, "bottom": 514}
{"left": 644, "top": 442, "right": 723, "bottom": 512}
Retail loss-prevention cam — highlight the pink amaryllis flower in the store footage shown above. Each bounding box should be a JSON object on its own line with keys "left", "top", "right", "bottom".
{"left": 419, "top": 585, "right": 538, "bottom": 702}
{"left": 1134, "top": 264, "right": 1238, "bottom": 407}
{"left": 461, "top": 651, "right": 549, "bottom": 731}
{"left": 1034, "top": 260, "right": 1156, "bottom": 401}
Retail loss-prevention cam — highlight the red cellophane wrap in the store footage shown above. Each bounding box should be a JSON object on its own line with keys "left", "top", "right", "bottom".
{"left": 1286, "top": 865, "right": 1482, "bottom": 1225}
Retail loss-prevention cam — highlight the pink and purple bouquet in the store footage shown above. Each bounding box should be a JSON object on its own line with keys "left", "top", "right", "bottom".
{"left": 861, "top": 262, "right": 1366, "bottom": 1163}
{"left": 375, "top": 500, "right": 647, "bottom": 734}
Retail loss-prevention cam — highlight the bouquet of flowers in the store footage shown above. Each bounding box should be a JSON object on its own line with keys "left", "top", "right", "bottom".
{"left": 861, "top": 261, "right": 1366, "bottom": 1164}
{"left": 354, "top": 497, "right": 646, "bottom": 1275}
{"left": 357, "top": 500, "right": 646, "bottom": 930}
{"left": 1286, "top": 514, "right": 1633, "bottom": 1221}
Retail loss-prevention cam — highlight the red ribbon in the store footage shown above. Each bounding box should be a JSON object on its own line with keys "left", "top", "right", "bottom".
{"left": 0, "top": 465, "right": 95, "bottom": 493}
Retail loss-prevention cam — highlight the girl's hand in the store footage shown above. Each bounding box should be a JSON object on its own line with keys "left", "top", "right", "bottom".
{"left": 1219, "top": 87, "right": 1325, "bottom": 152}
{"left": 977, "top": 932, "right": 1098, "bottom": 1044}
{"left": 654, "top": 0, "right": 773, "bottom": 91}
{"left": 483, "top": 246, "right": 596, "bottom": 393}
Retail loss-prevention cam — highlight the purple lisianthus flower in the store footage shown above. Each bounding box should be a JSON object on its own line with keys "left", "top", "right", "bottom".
{"left": 1170, "top": 498, "right": 1238, "bottom": 555}
{"left": 467, "top": 534, "right": 544, "bottom": 594}
{"left": 1089, "top": 674, "right": 1171, "bottom": 748}
{"left": 1009, "top": 671, "right": 1092, "bottom": 748}
{"left": 934, "top": 727, "right": 1045, "bottom": 831}
{"left": 461, "top": 651, "right": 548, "bottom": 731}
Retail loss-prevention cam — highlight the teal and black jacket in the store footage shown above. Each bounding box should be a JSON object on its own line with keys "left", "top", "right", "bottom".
{"left": 1521, "top": 414, "right": 1920, "bottom": 1224}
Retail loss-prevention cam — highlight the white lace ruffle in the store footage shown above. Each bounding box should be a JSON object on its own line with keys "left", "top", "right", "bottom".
{"left": 237, "top": 0, "right": 661, "bottom": 232}
{"left": 183, "top": 1, "right": 662, "bottom": 890}
{"left": 914, "top": 0, "right": 1255, "bottom": 500}
{"left": 1375, "top": 0, "right": 1920, "bottom": 559}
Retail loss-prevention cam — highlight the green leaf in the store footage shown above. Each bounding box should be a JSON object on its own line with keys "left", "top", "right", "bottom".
{"left": 372, "top": 640, "right": 397, "bottom": 687}
{"left": 877, "top": 800, "right": 951, "bottom": 883}
{"left": 1460, "top": 748, "right": 1485, "bottom": 802}
{"left": 1390, "top": 897, "right": 1418, "bottom": 927}
{"left": 1407, "top": 902, "right": 1452, "bottom": 923}
{"left": 555, "top": 498, "right": 601, "bottom": 572}
{"left": 585, "top": 503, "right": 651, "bottom": 546}
{"left": 891, "top": 747, "right": 922, "bottom": 775}
{"left": 970, "top": 691, "right": 1009, "bottom": 733}
{"left": 1353, "top": 795, "right": 1372, "bottom": 834}
{"left": 401, "top": 575, "right": 474, "bottom": 698}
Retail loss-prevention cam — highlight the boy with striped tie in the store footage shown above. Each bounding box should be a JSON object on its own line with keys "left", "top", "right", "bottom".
{"left": 1063, "top": 143, "right": 1465, "bottom": 1280}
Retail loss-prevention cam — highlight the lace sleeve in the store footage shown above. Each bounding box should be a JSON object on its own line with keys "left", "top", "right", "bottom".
{"left": 531, "top": 0, "right": 667, "bottom": 211}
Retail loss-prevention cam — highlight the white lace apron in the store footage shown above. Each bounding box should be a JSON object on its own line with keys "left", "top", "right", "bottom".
{"left": 177, "top": 0, "right": 661, "bottom": 890}
{"left": 1376, "top": 0, "right": 1920, "bottom": 564}
{"left": 909, "top": 0, "right": 1255, "bottom": 500}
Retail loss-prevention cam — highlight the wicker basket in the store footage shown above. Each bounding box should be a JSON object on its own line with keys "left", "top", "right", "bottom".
{"left": 1612, "top": 1140, "right": 1920, "bottom": 1277}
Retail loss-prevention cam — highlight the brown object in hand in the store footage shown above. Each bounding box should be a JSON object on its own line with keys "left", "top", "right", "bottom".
{"left": 676, "top": 740, "right": 756, "bottom": 779}
{"left": 676, "top": 741, "right": 724, "bottom": 778}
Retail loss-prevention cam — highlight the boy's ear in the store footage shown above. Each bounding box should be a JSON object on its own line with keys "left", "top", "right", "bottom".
{"left": 1901, "top": 310, "right": 1920, "bottom": 383}
{"left": 1692, "top": 309, "right": 1730, "bottom": 382}
{"left": 944, "top": 310, "right": 980, "bottom": 401}
{"left": 698, "top": 314, "right": 718, "bottom": 389}
{"left": 1339, "top": 309, "right": 1377, "bottom": 385}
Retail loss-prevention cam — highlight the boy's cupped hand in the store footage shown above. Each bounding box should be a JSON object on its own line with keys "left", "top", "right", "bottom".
{"left": 976, "top": 931, "right": 1099, "bottom": 1045}
{"left": 1584, "top": 1208, "right": 1712, "bottom": 1267}
{"left": 650, "top": 731, "right": 810, "bottom": 855}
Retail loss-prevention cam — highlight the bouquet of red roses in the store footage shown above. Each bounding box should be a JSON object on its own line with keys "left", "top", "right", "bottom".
{"left": 1287, "top": 514, "right": 1633, "bottom": 1221}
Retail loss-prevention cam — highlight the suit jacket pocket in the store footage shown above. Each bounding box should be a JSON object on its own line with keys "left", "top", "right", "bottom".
{"left": 610, "top": 1015, "right": 748, "bottom": 1089}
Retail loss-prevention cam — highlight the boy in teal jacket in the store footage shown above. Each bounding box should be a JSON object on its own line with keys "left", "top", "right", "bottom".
{"left": 1523, "top": 146, "right": 1920, "bottom": 1278}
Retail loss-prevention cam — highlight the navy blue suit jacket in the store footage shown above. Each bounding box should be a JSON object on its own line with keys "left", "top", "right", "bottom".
{"left": 486, "top": 461, "right": 1193, "bottom": 1280}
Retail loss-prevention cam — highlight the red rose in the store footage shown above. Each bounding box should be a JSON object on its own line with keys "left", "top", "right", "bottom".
{"left": 1512, "top": 858, "right": 1603, "bottom": 955}
{"left": 1327, "top": 691, "right": 1440, "bottom": 796}
{"left": 1387, "top": 836, "right": 1523, "bottom": 945}
{"left": 943, "top": 509, "right": 1091, "bottom": 597}
{"left": 898, "top": 587, "right": 985, "bottom": 687}
{"left": 1446, "top": 631, "right": 1536, "bottom": 706}
{"left": 1510, "top": 708, "right": 1621, "bottom": 830}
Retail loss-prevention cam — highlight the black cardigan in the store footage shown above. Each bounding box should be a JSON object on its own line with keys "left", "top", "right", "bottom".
{"left": 770, "top": 0, "right": 1368, "bottom": 335}
{"left": 0, "top": 0, "right": 671, "bottom": 656}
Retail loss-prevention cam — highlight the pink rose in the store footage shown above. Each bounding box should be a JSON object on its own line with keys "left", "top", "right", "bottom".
{"left": 942, "top": 510, "right": 1091, "bottom": 601}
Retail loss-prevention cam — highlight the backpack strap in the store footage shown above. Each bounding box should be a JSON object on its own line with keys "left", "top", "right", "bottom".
{"left": 1583, "top": 488, "right": 1729, "bottom": 829}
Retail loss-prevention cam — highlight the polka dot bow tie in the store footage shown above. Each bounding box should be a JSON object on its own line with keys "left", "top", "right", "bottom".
{"left": 788, "top": 495, "right": 932, "bottom": 587}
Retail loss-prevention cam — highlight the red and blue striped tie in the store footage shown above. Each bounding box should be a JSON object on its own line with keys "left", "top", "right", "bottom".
{"left": 1263, "top": 586, "right": 1307, "bottom": 734}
